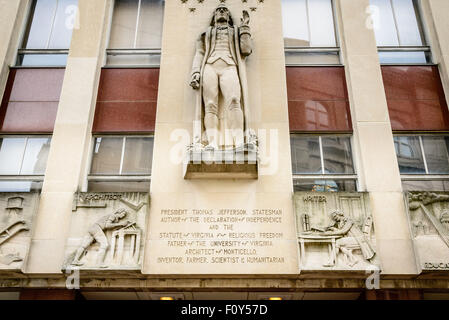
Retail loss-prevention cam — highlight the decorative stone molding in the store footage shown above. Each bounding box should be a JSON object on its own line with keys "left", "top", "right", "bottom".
{"left": 0, "top": 193, "right": 39, "bottom": 270}
{"left": 294, "top": 192, "right": 379, "bottom": 271}
{"left": 406, "top": 192, "right": 449, "bottom": 271}
{"left": 63, "top": 192, "right": 149, "bottom": 271}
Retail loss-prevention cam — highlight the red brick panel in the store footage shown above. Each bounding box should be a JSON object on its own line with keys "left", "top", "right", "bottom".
{"left": 382, "top": 66, "right": 449, "bottom": 131}
{"left": 93, "top": 68, "right": 159, "bottom": 133}
{"left": 286, "top": 67, "right": 352, "bottom": 132}
{"left": 0, "top": 68, "right": 64, "bottom": 133}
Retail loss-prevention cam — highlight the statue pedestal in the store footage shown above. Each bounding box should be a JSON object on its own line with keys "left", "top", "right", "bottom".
{"left": 183, "top": 149, "right": 258, "bottom": 179}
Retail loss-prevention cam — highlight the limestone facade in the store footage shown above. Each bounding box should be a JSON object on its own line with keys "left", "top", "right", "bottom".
{"left": 0, "top": 0, "right": 448, "bottom": 299}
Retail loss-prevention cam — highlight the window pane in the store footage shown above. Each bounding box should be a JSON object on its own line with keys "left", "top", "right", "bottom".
{"left": 282, "top": 0, "right": 309, "bottom": 46}
{"left": 422, "top": 136, "right": 449, "bottom": 174}
{"left": 17, "top": 54, "right": 68, "bottom": 66}
{"left": 136, "top": 0, "right": 164, "bottom": 48}
{"left": 402, "top": 180, "right": 446, "bottom": 192}
{"left": 106, "top": 53, "right": 161, "bottom": 66}
{"left": 282, "top": 0, "right": 336, "bottom": 47}
{"left": 371, "top": 0, "right": 399, "bottom": 46}
{"left": 371, "top": 0, "right": 424, "bottom": 46}
{"left": 285, "top": 51, "right": 340, "bottom": 65}
{"left": 0, "top": 181, "right": 43, "bottom": 192}
{"left": 122, "top": 137, "right": 153, "bottom": 174}
{"left": 90, "top": 137, "right": 123, "bottom": 174}
{"left": 20, "top": 138, "right": 51, "bottom": 175}
{"left": 391, "top": 0, "right": 423, "bottom": 46}
{"left": 394, "top": 136, "right": 426, "bottom": 174}
{"left": 48, "top": 0, "right": 78, "bottom": 48}
{"left": 109, "top": 0, "right": 139, "bottom": 48}
{"left": 308, "top": 0, "right": 336, "bottom": 47}
{"left": 88, "top": 181, "right": 151, "bottom": 192}
{"left": 293, "top": 179, "right": 357, "bottom": 192}
{"left": 0, "top": 138, "right": 27, "bottom": 175}
{"left": 378, "top": 51, "right": 430, "bottom": 64}
{"left": 23, "top": 0, "right": 58, "bottom": 49}
{"left": 290, "top": 136, "right": 321, "bottom": 174}
{"left": 322, "top": 137, "right": 354, "bottom": 174}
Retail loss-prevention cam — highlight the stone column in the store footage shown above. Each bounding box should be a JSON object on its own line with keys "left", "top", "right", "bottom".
{"left": 25, "top": 0, "right": 110, "bottom": 273}
{"left": 336, "top": 0, "right": 418, "bottom": 274}
{"left": 0, "top": 0, "right": 29, "bottom": 100}
{"left": 421, "top": 0, "right": 449, "bottom": 105}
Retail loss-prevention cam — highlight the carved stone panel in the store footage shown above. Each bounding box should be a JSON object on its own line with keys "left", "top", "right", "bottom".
{"left": 63, "top": 192, "right": 149, "bottom": 271}
{"left": 406, "top": 192, "right": 449, "bottom": 271}
{"left": 0, "top": 192, "right": 39, "bottom": 270}
{"left": 294, "top": 192, "right": 379, "bottom": 271}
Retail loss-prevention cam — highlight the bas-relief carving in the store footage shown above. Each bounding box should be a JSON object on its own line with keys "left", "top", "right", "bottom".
{"left": 294, "top": 192, "right": 379, "bottom": 271}
{"left": 63, "top": 193, "right": 149, "bottom": 271}
{"left": 0, "top": 193, "right": 39, "bottom": 270}
{"left": 185, "top": 4, "right": 258, "bottom": 178}
{"left": 406, "top": 192, "right": 449, "bottom": 270}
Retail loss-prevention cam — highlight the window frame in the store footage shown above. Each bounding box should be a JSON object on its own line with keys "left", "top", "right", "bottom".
{"left": 283, "top": 0, "right": 342, "bottom": 67}
{"left": 395, "top": 133, "right": 449, "bottom": 183}
{"left": 16, "top": 0, "right": 77, "bottom": 67}
{"left": 104, "top": 0, "right": 164, "bottom": 68}
{"left": 87, "top": 134, "right": 154, "bottom": 185}
{"left": 290, "top": 133, "right": 358, "bottom": 191}
{"left": 0, "top": 134, "right": 52, "bottom": 192}
{"left": 373, "top": 0, "right": 433, "bottom": 65}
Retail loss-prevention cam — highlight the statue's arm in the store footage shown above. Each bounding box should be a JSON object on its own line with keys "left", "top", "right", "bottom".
{"left": 239, "top": 11, "right": 252, "bottom": 57}
{"left": 104, "top": 216, "right": 126, "bottom": 229}
{"left": 191, "top": 32, "right": 206, "bottom": 76}
{"left": 190, "top": 32, "right": 205, "bottom": 89}
{"left": 325, "top": 221, "right": 353, "bottom": 236}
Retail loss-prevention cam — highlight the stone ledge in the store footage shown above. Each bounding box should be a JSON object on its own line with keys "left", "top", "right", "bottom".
{"left": 3, "top": 277, "right": 449, "bottom": 290}
{"left": 183, "top": 149, "right": 258, "bottom": 179}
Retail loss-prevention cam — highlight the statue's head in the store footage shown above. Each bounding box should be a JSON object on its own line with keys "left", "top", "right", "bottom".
{"left": 210, "top": 3, "right": 234, "bottom": 26}
{"left": 114, "top": 208, "right": 128, "bottom": 219}
{"left": 330, "top": 210, "right": 345, "bottom": 222}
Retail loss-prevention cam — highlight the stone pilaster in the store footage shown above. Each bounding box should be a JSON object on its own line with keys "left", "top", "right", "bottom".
{"left": 336, "top": 0, "right": 418, "bottom": 275}
{"left": 25, "top": 0, "right": 111, "bottom": 273}
{"left": 0, "top": 0, "right": 29, "bottom": 101}
{"left": 144, "top": 0, "right": 299, "bottom": 274}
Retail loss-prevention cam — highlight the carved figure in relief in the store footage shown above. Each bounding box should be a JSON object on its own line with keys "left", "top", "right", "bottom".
{"left": 319, "top": 210, "right": 375, "bottom": 267}
{"left": 408, "top": 192, "right": 449, "bottom": 210}
{"left": 408, "top": 192, "right": 449, "bottom": 248}
{"left": 71, "top": 208, "right": 131, "bottom": 267}
{"left": 190, "top": 3, "right": 255, "bottom": 151}
{"left": 0, "top": 197, "right": 30, "bottom": 265}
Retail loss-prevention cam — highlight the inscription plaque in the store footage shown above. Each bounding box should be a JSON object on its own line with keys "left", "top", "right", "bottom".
{"left": 146, "top": 201, "right": 299, "bottom": 274}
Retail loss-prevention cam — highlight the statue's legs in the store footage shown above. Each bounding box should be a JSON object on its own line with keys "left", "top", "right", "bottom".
{"left": 93, "top": 230, "right": 110, "bottom": 268}
{"left": 336, "top": 237, "right": 359, "bottom": 267}
{"left": 72, "top": 234, "right": 94, "bottom": 265}
{"left": 219, "top": 65, "right": 243, "bottom": 148}
{"left": 202, "top": 63, "right": 220, "bottom": 149}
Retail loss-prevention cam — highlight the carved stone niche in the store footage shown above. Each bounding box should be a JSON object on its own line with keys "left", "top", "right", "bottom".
{"left": 62, "top": 192, "right": 149, "bottom": 271}
{"left": 406, "top": 192, "right": 449, "bottom": 272}
{"left": 294, "top": 192, "right": 380, "bottom": 271}
{"left": 183, "top": 148, "right": 258, "bottom": 179}
{"left": 0, "top": 192, "right": 39, "bottom": 271}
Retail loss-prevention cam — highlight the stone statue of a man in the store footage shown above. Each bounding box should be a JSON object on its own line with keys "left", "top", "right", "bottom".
{"left": 190, "top": 4, "right": 253, "bottom": 151}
